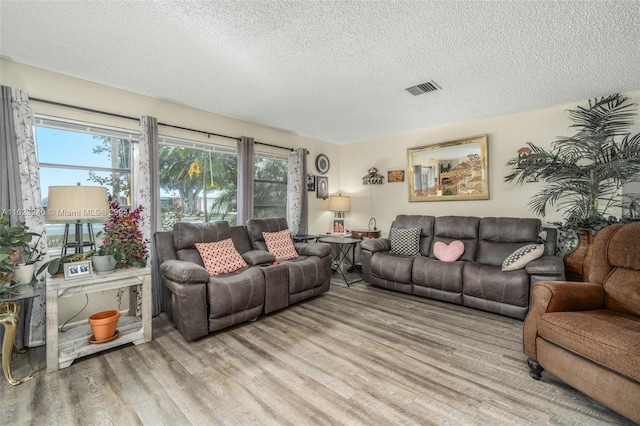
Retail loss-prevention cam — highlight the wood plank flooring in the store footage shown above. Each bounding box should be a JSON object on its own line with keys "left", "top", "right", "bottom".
{"left": 1, "top": 276, "right": 634, "bottom": 425}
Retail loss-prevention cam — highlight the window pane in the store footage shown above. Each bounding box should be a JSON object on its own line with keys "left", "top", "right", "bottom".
{"left": 159, "top": 143, "right": 238, "bottom": 230}
{"left": 253, "top": 156, "right": 287, "bottom": 219}
{"left": 36, "top": 122, "right": 135, "bottom": 252}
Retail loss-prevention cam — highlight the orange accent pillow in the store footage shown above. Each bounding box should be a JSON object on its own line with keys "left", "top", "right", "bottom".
{"left": 262, "top": 229, "right": 299, "bottom": 261}
{"left": 195, "top": 239, "right": 248, "bottom": 276}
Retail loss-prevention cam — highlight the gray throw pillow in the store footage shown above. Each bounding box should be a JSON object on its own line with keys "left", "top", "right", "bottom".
{"left": 502, "top": 244, "right": 544, "bottom": 271}
{"left": 390, "top": 227, "right": 421, "bottom": 256}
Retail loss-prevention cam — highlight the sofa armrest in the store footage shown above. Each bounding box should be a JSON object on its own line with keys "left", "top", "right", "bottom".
{"left": 360, "top": 238, "right": 391, "bottom": 253}
{"left": 242, "top": 250, "right": 276, "bottom": 265}
{"left": 296, "top": 242, "right": 332, "bottom": 257}
{"left": 525, "top": 255, "right": 564, "bottom": 275}
{"left": 160, "top": 260, "right": 210, "bottom": 284}
{"left": 523, "top": 281, "right": 605, "bottom": 358}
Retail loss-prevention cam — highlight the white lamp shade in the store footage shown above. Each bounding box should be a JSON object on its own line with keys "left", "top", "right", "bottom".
{"left": 47, "top": 186, "right": 110, "bottom": 221}
{"left": 328, "top": 195, "right": 351, "bottom": 212}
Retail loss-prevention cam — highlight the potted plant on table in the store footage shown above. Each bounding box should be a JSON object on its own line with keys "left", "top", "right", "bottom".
{"left": 505, "top": 93, "right": 640, "bottom": 281}
{"left": 0, "top": 212, "right": 43, "bottom": 293}
{"left": 92, "top": 197, "right": 149, "bottom": 271}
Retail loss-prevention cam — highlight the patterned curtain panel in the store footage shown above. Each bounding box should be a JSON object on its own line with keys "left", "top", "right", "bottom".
{"left": 236, "top": 136, "right": 255, "bottom": 226}
{"left": 0, "top": 86, "right": 48, "bottom": 349}
{"left": 287, "top": 148, "right": 308, "bottom": 236}
{"left": 138, "top": 116, "right": 162, "bottom": 315}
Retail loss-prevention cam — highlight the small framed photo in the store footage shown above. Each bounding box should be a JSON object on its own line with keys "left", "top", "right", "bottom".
{"left": 332, "top": 219, "right": 345, "bottom": 234}
{"left": 388, "top": 170, "right": 405, "bottom": 183}
{"left": 307, "top": 174, "right": 316, "bottom": 191}
{"left": 317, "top": 176, "right": 329, "bottom": 199}
{"left": 64, "top": 260, "right": 93, "bottom": 280}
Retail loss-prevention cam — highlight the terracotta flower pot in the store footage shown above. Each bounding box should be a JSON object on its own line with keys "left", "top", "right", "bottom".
{"left": 88, "top": 310, "right": 120, "bottom": 342}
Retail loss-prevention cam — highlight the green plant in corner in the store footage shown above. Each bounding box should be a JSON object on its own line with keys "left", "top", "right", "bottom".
{"left": 0, "top": 212, "right": 43, "bottom": 285}
{"left": 505, "top": 93, "right": 640, "bottom": 237}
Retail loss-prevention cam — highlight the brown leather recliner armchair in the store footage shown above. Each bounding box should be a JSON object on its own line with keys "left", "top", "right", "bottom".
{"left": 523, "top": 222, "right": 640, "bottom": 423}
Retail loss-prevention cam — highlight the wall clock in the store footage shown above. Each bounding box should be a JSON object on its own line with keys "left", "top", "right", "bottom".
{"left": 315, "top": 154, "right": 330, "bottom": 174}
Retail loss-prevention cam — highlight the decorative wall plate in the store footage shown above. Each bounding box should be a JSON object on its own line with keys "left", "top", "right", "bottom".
{"left": 315, "top": 154, "right": 330, "bottom": 174}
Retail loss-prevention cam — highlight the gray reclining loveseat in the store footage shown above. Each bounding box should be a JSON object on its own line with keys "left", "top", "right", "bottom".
{"left": 360, "top": 215, "right": 565, "bottom": 319}
{"left": 155, "top": 220, "right": 331, "bottom": 340}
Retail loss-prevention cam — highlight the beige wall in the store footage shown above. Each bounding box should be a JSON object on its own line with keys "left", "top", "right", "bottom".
{"left": 0, "top": 59, "right": 341, "bottom": 235}
{"left": 341, "top": 90, "right": 640, "bottom": 236}
{"left": 5, "top": 59, "right": 638, "bottom": 237}
{"left": 3, "top": 59, "right": 639, "bottom": 321}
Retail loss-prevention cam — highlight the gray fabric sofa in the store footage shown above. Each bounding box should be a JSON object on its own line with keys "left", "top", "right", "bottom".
{"left": 360, "top": 215, "right": 565, "bottom": 319}
{"left": 154, "top": 220, "right": 331, "bottom": 341}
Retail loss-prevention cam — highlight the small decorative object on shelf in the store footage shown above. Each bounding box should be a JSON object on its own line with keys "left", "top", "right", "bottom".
{"left": 362, "top": 167, "right": 385, "bottom": 185}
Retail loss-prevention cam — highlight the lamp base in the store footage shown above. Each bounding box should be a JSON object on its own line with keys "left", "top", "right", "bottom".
{"left": 61, "top": 221, "right": 97, "bottom": 255}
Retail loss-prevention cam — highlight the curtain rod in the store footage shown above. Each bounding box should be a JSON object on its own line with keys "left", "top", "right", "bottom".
{"left": 30, "top": 97, "right": 302, "bottom": 152}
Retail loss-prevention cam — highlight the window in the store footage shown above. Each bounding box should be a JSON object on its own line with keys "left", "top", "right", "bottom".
{"left": 158, "top": 136, "right": 288, "bottom": 229}
{"left": 159, "top": 136, "right": 238, "bottom": 229}
{"left": 36, "top": 116, "right": 137, "bottom": 250}
{"left": 253, "top": 154, "right": 288, "bottom": 219}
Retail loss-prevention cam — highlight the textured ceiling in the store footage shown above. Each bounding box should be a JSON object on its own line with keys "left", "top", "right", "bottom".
{"left": 1, "top": 1, "right": 640, "bottom": 144}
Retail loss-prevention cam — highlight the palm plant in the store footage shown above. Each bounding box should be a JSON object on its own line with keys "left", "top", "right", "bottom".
{"left": 505, "top": 93, "right": 640, "bottom": 233}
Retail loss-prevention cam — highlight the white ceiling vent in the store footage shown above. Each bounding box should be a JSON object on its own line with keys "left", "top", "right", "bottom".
{"left": 405, "top": 81, "right": 441, "bottom": 96}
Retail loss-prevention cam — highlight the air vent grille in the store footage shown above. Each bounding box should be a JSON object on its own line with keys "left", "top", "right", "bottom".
{"left": 405, "top": 81, "right": 441, "bottom": 96}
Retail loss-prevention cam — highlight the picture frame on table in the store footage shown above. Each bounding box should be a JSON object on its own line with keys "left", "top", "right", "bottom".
{"left": 64, "top": 260, "right": 93, "bottom": 280}
{"left": 332, "top": 219, "right": 345, "bottom": 234}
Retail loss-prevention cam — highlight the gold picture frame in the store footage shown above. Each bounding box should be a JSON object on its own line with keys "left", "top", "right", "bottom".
{"left": 407, "top": 135, "right": 489, "bottom": 202}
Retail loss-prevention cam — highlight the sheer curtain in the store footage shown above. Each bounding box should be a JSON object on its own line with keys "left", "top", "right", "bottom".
{"left": 138, "top": 116, "right": 162, "bottom": 315}
{"left": 287, "top": 148, "right": 308, "bottom": 235}
{"left": 0, "top": 85, "right": 48, "bottom": 349}
{"left": 236, "top": 136, "right": 254, "bottom": 226}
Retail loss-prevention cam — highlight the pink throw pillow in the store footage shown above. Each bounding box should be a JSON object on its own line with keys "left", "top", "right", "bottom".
{"left": 433, "top": 240, "right": 465, "bottom": 262}
{"left": 195, "top": 239, "right": 248, "bottom": 276}
{"left": 263, "top": 229, "right": 299, "bottom": 261}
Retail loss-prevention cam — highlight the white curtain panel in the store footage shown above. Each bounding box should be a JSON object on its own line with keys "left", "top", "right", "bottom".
{"left": 287, "top": 148, "right": 308, "bottom": 236}
{"left": 13, "top": 88, "right": 48, "bottom": 347}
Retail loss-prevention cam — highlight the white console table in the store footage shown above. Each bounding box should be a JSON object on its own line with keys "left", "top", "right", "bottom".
{"left": 46, "top": 267, "right": 152, "bottom": 373}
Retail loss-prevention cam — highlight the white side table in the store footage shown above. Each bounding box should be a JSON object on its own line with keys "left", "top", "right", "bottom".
{"left": 46, "top": 267, "right": 151, "bottom": 373}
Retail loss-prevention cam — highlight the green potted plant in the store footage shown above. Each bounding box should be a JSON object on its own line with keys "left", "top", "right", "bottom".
{"left": 0, "top": 212, "right": 42, "bottom": 291}
{"left": 89, "top": 232, "right": 120, "bottom": 273}
{"left": 505, "top": 93, "right": 640, "bottom": 280}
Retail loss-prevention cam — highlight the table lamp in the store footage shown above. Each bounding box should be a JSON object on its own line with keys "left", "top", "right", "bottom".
{"left": 328, "top": 194, "right": 351, "bottom": 218}
{"left": 46, "top": 185, "right": 110, "bottom": 255}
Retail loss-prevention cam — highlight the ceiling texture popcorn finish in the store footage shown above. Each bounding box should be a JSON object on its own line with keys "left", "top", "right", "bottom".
{"left": 1, "top": 1, "right": 639, "bottom": 144}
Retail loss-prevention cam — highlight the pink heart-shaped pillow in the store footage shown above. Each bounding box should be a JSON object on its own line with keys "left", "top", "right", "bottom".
{"left": 433, "top": 240, "right": 465, "bottom": 262}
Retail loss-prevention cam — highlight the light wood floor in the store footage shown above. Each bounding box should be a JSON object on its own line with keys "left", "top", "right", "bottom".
{"left": 2, "top": 276, "right": 634, "bottom": 425}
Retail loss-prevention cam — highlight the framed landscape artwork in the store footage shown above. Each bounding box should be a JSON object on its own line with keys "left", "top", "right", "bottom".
{"left": 407, "top": 135, "right": 489, "bottom": 202}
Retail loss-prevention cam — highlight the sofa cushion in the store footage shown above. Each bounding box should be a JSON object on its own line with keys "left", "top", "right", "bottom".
{"left": 463, "top": 263, "right": 530, "bottom": 307}
{"left": 502, "top": 244, "right": 544, "bottom": 271}
{"left": 390, "top": 227, "right": 421, "bottom": 256}
{"left": 538, "top": 310, "right": 640, "bottom": 381}
{"left": 390, "top": 215, "right": 435, "bottom": 256}
{"left": 430, "top": 216, "right": 480, "bottom": 261}
{"left": 477, "top": 217, "right": 541, "bottom": 266}
{"left": 412, "top": 257, "right": 464, "bottom": 304}
{"left": 371, "top": 252, "right": 414, "bottom": 284}
{"left": 433, "top": 240, "right": 464, "bottom": 262}
{"left": 195, "top": 239, "right": 248, "bottom": 276}
{"left": 263, "top": 229, "right": 299, "bottom": 261}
